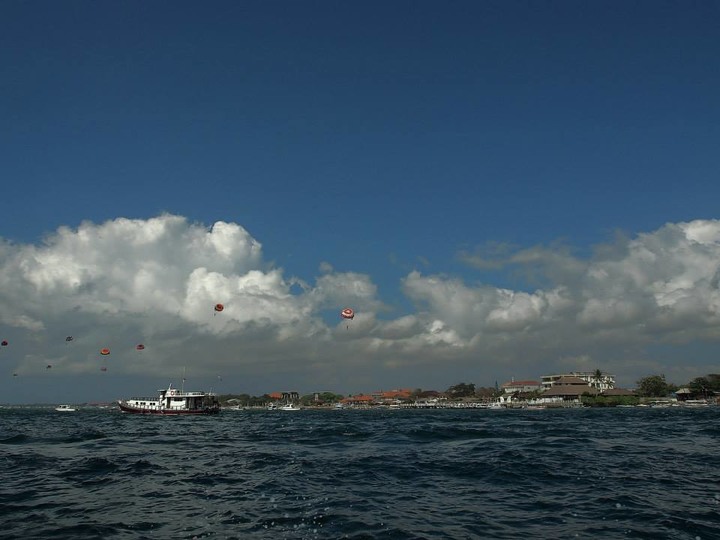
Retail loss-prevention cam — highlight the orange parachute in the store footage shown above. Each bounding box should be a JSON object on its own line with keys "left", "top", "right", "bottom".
{"left": 214, "top": 303, "right": 224, "bottom": 313}
{"left": 100, "top": 348, "right": 110, "bottom": 356}
{"left": 136, "top": 344, "right": 145, "bottom": 351}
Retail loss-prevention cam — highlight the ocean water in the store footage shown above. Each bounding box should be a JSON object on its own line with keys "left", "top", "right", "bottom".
{"left": 1, "top": 407, "right": 719, "bottom": 539}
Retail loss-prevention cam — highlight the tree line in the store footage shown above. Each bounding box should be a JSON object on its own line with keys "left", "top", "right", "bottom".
{"left": 218, "top": 374, "right": 720, "bottom": 406}
{"left": 217, "top": 384, "right": 498, "bottom": 406}
{"left": 635, "top": 373, "right": 720, "bottom": 398}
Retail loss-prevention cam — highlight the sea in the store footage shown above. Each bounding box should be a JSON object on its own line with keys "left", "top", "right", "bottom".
{"left": 1, "top": 406, "right": 719, "bottom": 540}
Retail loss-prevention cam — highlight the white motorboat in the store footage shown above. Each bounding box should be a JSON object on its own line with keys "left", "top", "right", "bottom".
{"left": 279, "top": 403, "right": 301, "bottom": 411}
{"left": 55, "top": 404, "right": 77, "bottom": 412}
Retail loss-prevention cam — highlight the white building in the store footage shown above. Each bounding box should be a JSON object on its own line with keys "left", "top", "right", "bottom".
{"left": 541, "top": 371, "right": 615, "bottom": 392}
{"left": 500, "top": 379, "right": 542, "bottom": 394}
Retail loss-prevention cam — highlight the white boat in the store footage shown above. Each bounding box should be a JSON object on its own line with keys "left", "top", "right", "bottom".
{"left": 117, "top": 383, "right": 220, "bottom": 415}
{"left": 683, "top": 399, "right": 710, "bottom": 407}
{"left": 279, "top": 403, "right": 301, "bottom": 411}
{"left": 55, "top": 404, "right": 76, "bottom": 412}
{"left": 227, "top": 405, "right": 248, "bottom": 411}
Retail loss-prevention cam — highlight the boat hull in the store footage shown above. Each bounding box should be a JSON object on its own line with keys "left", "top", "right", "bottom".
{"left": 117, "top": 401, "right": 220, "bottom": 415}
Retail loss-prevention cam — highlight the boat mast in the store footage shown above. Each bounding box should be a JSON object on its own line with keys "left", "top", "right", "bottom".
{"left": 181, "top": 366, "right": 186, "bottom": 394}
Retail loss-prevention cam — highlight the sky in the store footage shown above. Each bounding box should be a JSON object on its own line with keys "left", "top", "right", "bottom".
{"left": 1, "top": 0, "right": 719, "bottom": 403}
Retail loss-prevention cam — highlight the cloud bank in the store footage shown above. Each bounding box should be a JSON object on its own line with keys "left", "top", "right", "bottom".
{"left": 1, "top": 215, "right": 719, "bottom": 401}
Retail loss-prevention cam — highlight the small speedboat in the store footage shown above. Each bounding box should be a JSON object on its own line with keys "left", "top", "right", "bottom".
{"left": 279, "top": 403, "right": 301, "bottom": 411}
{"left": 55, "top": 404, "right": 77, "bottom": 412}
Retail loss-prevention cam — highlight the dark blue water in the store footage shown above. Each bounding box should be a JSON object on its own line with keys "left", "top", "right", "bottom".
{"left": 1, "top": 407, "right": 719, "bottom": 539}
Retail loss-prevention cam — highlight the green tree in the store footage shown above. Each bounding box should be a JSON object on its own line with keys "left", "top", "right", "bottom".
{"left": 475, "top": 386, "right": 499, "bottom": 399}
{"left": 636, "top": 374, "right": 675, "bottom": 397}
{"left": 688, "top": 374, "right": 720, "bottom": 397}
{"left": 300, "top": 392, "right": 344, "bottom": 405}
{"left": 582, "top": 395, "right": 639, "bottom": 407}
{"left": 446, "top": 382, "right": 475, "bottom": 398}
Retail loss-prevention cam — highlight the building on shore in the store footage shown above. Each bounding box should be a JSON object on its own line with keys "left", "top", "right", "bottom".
{"left": 541, "top": 376, "right": 600, "bottom": 401}
{"left": 371, "top": 388, "right": 413, "bottom": 404}
{"left": 500, "top": 379, "right": 542, "bottom": 394}
{"left": 541, "top": 371, "right": 615, "bottom": 392}
{"left": 340, "top": 394, "right": 374, "bottom": 407}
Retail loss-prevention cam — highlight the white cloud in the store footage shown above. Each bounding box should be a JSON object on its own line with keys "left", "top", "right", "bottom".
{"left": 1, "top": 215, "right": 720, "bottom": 402}
{"left": 393, "top": 219, "right": 720, "bottom": 383}
{"left": 0, "top": 215, "right": 357, "bottom": 384}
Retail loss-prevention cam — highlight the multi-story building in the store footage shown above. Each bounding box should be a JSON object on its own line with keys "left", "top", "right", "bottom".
{"left": 500, "top": 379, "right": 542, "bottom": 394}
{"left": 541, "top": 371, "right": 615, "bottom": 392}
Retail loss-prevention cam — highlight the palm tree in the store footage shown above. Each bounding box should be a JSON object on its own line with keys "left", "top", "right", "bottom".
{"left": 592, "top": 369, "right": 604, "bottom": 391}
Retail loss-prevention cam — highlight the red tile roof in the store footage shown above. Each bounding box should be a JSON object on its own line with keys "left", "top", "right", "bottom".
{"left": 341, "top": 394, "right": 374, "bottom": 403}
{"left": 378, "top": 389, "right": 413, "bottom": 399}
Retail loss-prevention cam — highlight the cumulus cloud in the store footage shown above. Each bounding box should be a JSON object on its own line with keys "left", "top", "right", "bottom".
{"left": 1, "top": 215, "right": 720, "bottom": 401}
{"left": 396, "top": 220, "right": 720, "bottom": 383}
{"left": 0, "top": 215, "right": 370, "bottom": 383}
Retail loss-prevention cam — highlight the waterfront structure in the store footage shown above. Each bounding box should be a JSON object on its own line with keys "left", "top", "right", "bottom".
{"left": 340, "top": 394, "right": 374, "bottom": 407}
{"left": 372, "top": 388, "right": 413, "bottom": 404}
{"left": 266, "top": 391, "right": 300, "bottom": 406}
{"left": 500, "top": 379, "right": 542, "bottom": 394}
{"left": 541, "top": 377, "right": 599, "bottom": 400}
{"left": 541, "top": 371, "right": 615, "bottom": 392}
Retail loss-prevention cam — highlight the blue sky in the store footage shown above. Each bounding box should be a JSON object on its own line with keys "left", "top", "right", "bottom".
{"left": 1, "top": 1, "right": 719, "bottom": 403}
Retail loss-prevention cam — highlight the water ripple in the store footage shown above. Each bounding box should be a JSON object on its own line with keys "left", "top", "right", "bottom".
{"left": 1, "top": 407, "right": 719, "bottom": 538}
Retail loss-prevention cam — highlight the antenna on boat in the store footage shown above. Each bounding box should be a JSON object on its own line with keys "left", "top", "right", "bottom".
{"left": 181, "top": 367, "right": 186, "bottom": 393}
